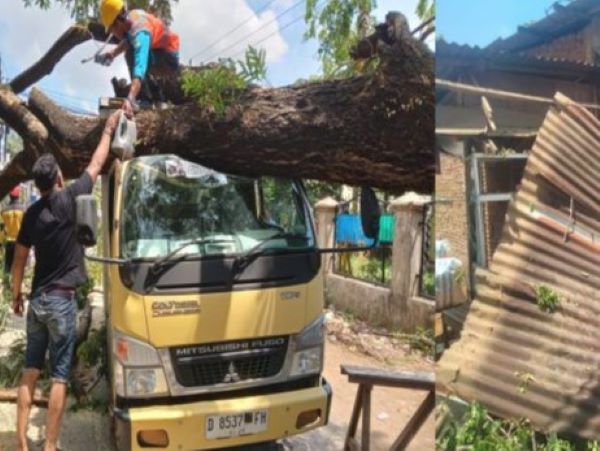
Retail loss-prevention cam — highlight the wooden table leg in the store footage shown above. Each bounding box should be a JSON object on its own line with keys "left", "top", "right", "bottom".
{"left": 361, "top": 385, "right": 372, "bottom": 451}
{"left": 344, "top": 385, "right": 365, "bottom": 451}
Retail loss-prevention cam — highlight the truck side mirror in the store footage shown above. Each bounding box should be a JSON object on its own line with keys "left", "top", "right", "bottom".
{"left": 360, "top": 186, "right": 380, "bottom": 240}
{"left": 76, "top": 194, "right": 98, "bottom": 247}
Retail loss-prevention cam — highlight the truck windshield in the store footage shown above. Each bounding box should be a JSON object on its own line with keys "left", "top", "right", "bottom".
{"left": 120, "top": 155, "right": 315, "bottom": 260}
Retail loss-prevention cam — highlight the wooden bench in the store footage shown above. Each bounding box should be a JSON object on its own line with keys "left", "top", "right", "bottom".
{"left": 341, "top": 365, "right": 435, "bottom": 451}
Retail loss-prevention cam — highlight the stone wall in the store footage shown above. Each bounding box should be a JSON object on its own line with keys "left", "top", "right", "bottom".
{"left": 325, "top": 274, "right": 391, "bottom": 326}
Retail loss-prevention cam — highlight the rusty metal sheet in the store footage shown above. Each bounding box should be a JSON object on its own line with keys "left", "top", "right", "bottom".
{"left": 437, "top": 92, "right": 600, "bottom": 439}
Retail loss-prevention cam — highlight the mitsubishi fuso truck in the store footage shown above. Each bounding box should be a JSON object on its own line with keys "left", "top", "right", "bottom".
{"left": 76, "top": 152, "right": 380, "bottom": 450}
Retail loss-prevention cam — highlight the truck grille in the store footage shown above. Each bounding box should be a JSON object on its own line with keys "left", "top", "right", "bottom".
{"left": 170, "top": 337, "right": 288, "bottom": 387}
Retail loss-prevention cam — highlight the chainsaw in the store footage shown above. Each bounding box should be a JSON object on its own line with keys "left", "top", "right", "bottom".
{"left": 81, "top": 33, "right": 114, "bottom": 66}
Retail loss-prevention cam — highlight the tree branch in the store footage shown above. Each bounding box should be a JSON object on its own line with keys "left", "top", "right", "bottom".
{"left": 9, "top": 25, "right": 94, "bottom": 94}
{"left": 0, "top": 88, "right": 48, "bottom": 151}
{"left": 411, "top": 16, "right": 435, "bottom": 36}
{"left": 0, "top": 151, "right": 35, "bottom": 195}
{"left": 420, "top": 26, "right": 435, "bottom": 42}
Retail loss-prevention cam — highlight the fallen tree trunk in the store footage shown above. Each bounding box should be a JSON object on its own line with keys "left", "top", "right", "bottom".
{"left": 0, "top": 388, "right": 48, "bottom": 407}
{"left": 0, "top": 12, "right": 433, "bottom": 195}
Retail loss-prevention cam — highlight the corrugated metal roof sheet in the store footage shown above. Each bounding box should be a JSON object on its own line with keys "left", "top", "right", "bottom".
{"left": 487, "top": 0, "right": 600, "bottom": 53}
{"left": 437, "top": 40, "right": 600, "bottom": 71}
{"left": 437, "top": 92, "right": 600, "bottom": 439}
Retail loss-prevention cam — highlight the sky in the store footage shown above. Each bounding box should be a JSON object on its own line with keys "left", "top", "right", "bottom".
{"left": 0, "top": 0, "right": 424, "bottom": 115}
{"left": 437, "top": 0, "right": 560, "bottom": 47}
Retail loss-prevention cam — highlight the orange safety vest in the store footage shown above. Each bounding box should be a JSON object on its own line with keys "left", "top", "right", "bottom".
{"left": 128, "top": 9, "right": 180, "bottom": 54}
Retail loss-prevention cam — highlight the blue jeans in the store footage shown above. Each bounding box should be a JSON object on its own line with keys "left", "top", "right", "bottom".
{"left": 25, "top": 292, "right": 77, "bottom": 383}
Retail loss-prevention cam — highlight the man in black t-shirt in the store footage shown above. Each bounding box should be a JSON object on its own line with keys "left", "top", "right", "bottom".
{"left": 12, "top": 110, "right": 120, "bottom": 451}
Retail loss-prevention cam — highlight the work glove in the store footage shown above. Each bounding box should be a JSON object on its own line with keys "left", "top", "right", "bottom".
{"left": 95, "top": 53, "right": 113, "bottom": 67}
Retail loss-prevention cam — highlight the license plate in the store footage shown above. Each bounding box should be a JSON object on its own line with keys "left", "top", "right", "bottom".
{"left": 205, "top": 409, "right": 268, "bottom": 439}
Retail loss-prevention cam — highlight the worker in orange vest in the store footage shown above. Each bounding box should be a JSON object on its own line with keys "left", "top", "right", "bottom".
{"left": 1, "top": 185, "right": 25, "bottom": 282}
{"left": 98, "top": 0, "right": 180, "bottom": 117}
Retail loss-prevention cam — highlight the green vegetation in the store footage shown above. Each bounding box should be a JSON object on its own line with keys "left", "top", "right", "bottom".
{"left": 416, "top": 0, "right": 434, "bottom": 21}
{"left": 536, "top": 285, "right": 560, "bottom": 313}
{"left": 304, "top": 180, "right": 342, "bottom": 206}
{"left": 181, "top": 46, "right": 266, "bottom": 117}
{"left": 305, "top": 0, "right": 434, "bottom": 78}
{"left": 304, "top": 0, "right": 376, "bottom": 78}
{"left": 75, "top": 276, "right": 95, "bottom": 310}
{"left": 515, "top": 371, "right": 536, "bottom": 394}
{"left": 422, "top": 270, "right": 435, "bottom": 297}
{"left": 336, "top": 249, "right": 391, "bottom": 285}
{"left": 71, "top": 324, "right": 109, "bottom": 411}
{"left": 437, "top": 402, "right": 600, "bottom": 450}
{"left": 0, "top": 338, "right": 27, "bottom": 388}
{"left": 408, "top": 326, "right": 433, "bottom": 357}
{"left": 0, "top": 325, "right": 109, "bottom": 411}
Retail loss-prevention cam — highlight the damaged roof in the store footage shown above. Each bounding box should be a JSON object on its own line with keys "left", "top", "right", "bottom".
{"left": 437, "top": 0, "right": 600, "bottom": 74}
{"left": 487, "top": 0, "right": 600, "bottom": 53}
{"left": 437, "top": 40, "right": 600, "bottom": 73}
{"left": 437, "top": 93, "right": 600, "bottom": 438}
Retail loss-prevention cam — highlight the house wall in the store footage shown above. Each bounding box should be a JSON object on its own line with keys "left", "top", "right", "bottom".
{"left": 435, "top": 152, "right": 470, "bottom": 292}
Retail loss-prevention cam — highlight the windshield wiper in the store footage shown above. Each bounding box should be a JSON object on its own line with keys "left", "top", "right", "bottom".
{"left": 150, "top": 238, "right": 235, "bottom": 274}
{"left": 232, "top": 232, "right": 311, "bottom": 273}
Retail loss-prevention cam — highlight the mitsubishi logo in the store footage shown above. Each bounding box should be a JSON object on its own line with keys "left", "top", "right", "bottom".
{"left": 223, "top": 362, "right": 241, "bottom": 383}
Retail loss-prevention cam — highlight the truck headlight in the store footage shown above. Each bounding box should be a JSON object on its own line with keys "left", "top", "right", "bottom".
{"left": 290, "top": 315, "right": 325, "bottom": 377}
{"left": 290, "top": 347, "right": 322, "bottom": 376}
{"left": 126, "top": 368, "right": 169, "bottom": 396}
{"left": 112, "top": 330, "right": 169, "bottom": 397}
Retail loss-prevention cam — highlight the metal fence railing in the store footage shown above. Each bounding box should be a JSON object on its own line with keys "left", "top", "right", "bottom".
{"left": 332, "top": 206, "right": 433, "bottom": 294}
{"left": 333, "top": 213, "right": 394, "bottom": 286}
{"left": 420, "top": 204, "right": 435, "bottom": 299}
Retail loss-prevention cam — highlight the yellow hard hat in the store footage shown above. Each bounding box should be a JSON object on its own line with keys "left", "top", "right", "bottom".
{"left": 100, "top": 0, "right": 124, "bottom": 31}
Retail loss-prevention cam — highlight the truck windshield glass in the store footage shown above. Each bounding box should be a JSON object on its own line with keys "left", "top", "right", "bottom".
{"left": 120, "top": 155, "right": 315, "bottom": 259}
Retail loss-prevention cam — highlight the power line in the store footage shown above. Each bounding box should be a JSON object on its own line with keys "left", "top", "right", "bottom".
{"left": 188, "top": 0, "right": 279, "bottom": 64}
{"left": 18, "top": 87, "right": 96, "bottom": 116}
{"left": 21, "top": 85, "right": 97, "bottom": 115}
{"left": 201, "top": 0, "right": 305, "bottom": 63}
{"left": 228, "top": 9, "right": 308, "bottom": 61}
{"left": 43, "top": 93, "right": 96, "bottom": 115}
{"left": 228, "top": 0, "right": 325, "bottom": 62}
{"left": 41, "top": 87, "right": 97, "bottom": 105}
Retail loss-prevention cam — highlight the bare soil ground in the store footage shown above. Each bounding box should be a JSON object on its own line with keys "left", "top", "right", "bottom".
{"left": 0, "top": 306, "right": 434, "bottom": 450}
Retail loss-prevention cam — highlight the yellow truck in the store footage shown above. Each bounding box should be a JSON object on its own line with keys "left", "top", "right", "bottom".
{"left": 76, "top": 153, "right": 380, "bottom": 450}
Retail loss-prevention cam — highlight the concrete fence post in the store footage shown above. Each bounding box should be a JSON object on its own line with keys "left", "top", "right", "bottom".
{"left": 389, "top": 192, "right": 431, "bottom": 331}
{"left": 314, "top": 196, "right": 338, "bottom": 274}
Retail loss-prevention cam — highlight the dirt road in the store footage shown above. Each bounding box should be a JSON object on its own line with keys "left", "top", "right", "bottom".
{"left": 0, "top": 310, "right": 434, "bottom": 450}
{"left": 284, "top": 339, "right": 434, "bottom": 451}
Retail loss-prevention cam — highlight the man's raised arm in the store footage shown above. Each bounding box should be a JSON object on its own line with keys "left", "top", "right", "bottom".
{"left": 86, "top": 110, "right": 122, "bottom": 183}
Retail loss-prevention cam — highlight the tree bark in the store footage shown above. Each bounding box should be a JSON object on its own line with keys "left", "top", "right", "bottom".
{"left": 0, "top": 12, "right": 433, "bottom": 196}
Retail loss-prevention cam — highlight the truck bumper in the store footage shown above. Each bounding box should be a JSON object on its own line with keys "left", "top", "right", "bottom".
{"left": 114, "top": 378, "right": 332, "bottom": 450}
